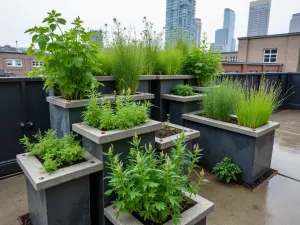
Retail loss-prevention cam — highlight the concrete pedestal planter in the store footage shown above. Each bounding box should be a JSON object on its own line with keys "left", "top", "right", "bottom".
{"left": 183, "top": 111, "right": 280, "bottom": 184}
{"left": 104, "top": 192, "right": 214, "bottom": 225}
{"left": 156, "top": 123, "right": 200, "bottom": 153}
{"left": 16, "top": 152, "right": 103, "bottom": 225}
{"left": 151, "top": 75, "right": 196, "bottom": 122}
{"left": 161, "top": 94, "right": 204, "bottom": 125}
{"left": 47, "top": 93, "right": 154, "bottom": 137}
{"left": 72, "top": 120, "right": 162, "bottom": 225}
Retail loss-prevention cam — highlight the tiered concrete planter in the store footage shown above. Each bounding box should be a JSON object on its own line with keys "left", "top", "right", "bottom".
{"left": 16, "top": 152, "right": 103, "bottom": 225}
{"left": 95, "top": 75, "right": 157, "bottom": 94}
{"left": 47, "top": 93, "right": 154, "bottom": 137}
{"left": 161, "top": 94, "right": 204, "bottom": 125}
{"left": 72, "top": 120, "right": 162, "bottom": 225}
{"left": 104, "top": 192, "right": 214, "bottom": 225}
{"left": 183, "top": 111, "right": 280, "bottom": 184}
{"left": 151, "top": 75, "right": 196, "bottom": 122}
{"left": 155, "top": 123, "right": 200, "bottom": 153}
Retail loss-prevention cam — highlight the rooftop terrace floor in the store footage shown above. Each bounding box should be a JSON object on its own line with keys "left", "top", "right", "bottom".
{"left": 1, "top": 110, "right": 300, "bottom": 225}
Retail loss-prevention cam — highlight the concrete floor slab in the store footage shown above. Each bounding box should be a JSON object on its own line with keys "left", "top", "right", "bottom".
{"left": 271, "top": 110, "right": 300, "bottom": 181}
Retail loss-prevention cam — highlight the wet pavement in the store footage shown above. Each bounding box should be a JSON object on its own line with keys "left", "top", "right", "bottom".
{"left": 271, "top": 110, "right": 300, "bottom": 181}
{"left": 0, "top": 110, "right": 300, "bottom": 225}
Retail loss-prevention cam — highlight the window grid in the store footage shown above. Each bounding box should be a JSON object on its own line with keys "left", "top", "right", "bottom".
{"left": 263, "top": 49, "right": 277, "bottom": 63}
{"left": 32, "top": 60, "right": 43, "bottom": 67}
{"left": 6, "top": 59, "right": 22, "bottom": 67}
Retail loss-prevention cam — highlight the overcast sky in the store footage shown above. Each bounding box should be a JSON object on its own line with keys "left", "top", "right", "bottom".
{"left": 0, "top": 0, "right": 298, "bottom": 47}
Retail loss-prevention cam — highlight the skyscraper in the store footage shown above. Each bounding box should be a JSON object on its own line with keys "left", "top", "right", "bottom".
{"left": 213, "top": 8, "right": 236, "bottom": 52}
{"left": 195, "top": 18, "right": 202, "bottom": 46}
{"left": 165, "top": 0, "right": 196, "bottom": 45}
{"left": 289, "top": 13, "right": 300, "bottom": 33}
{"left": 247, "top": 0, "right": 272, "bottom": 37}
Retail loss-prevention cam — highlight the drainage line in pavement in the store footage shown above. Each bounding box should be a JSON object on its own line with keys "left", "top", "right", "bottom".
{"left": 278, "top": 173, "right": 300, "bottom": 183}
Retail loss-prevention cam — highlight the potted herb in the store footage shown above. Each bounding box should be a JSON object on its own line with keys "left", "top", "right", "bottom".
{"left": 104, "top": 133, "right": 214, "bottom": 225}
{"left": 183, "top": 77, "right": 282, "bottom": 184}
{"left": 17, "top": 130, "right": 103, "bottom": 225}
{"left": 155, "top": 115, "right": 200, "bottom": 152}
{"left": 162, "top": 84, "right": 204, "bottom": 125}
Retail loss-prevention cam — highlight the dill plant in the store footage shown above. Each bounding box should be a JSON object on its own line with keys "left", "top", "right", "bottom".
{"left": 105, "top": 132, "right": 208, "bottom": 224}
{"left": 203, "top": 77, "right": 241, "bottom": 122}
{"left": 236, "top": 78, "right": 284, "bottom": 128}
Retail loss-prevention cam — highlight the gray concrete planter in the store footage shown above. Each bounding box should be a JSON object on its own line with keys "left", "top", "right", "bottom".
{"left": 16, "top": 152, "right": 103, "bottom": 225}
{"left": 72, "top": 120, "right": 162, "bottom": 225}
{"left": 161, "top": 94, "right": 204, "bottom": 125}
{"left": 104, "top": 192, "right": 214, "bottom": 225}
{"left": 156, "top": 123, "right": 200, "bottom": 153}
{"left": 151, "top": 75, "right": 196, "bottom": 122}
{"left": 183, "top": 111, "right": 280, "bottom": 184}
{"left": 95, "top": 75, "right": 157, "bottom": 94}
{"left": 47, "top": 93, "right": 154, "bottom": 137}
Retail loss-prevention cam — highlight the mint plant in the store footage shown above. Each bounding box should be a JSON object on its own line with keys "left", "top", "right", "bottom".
{"left": 105, "top": 133, "right": 208, "bottom": 224}
{"left": 212, "top": 157, "right": 242, "bottom": 183}
{"left": 25, "top": 10, "right": 101, "bottom": 100}
{"left": 172, "top": 84, "right": 194, "bottom": 96}
{"left": 20, "top": 130, "right": 84, "bottom": 173}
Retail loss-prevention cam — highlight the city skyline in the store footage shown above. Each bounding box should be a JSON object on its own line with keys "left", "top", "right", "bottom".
{"left": 0, "top": 0, "right": 298, "bottom": 48}
{"left": 289, "top": 13, "right": 300, "bottom": 33}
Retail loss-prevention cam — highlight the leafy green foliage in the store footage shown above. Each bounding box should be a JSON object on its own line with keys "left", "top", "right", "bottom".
{"left": 172, "top": 84, "right": 194, "bottom": 96}
{"left": 20, "top": 130, "right": 84, "bottom": 173}
{"left": 25, "top": 10, "right": 101, "bottom": 100}
{"left": 212, "top": 157, "right": 242, "bottom": 183}
{"left": 157, "top": 47, "right": 184, "bottom": 75}
{"left": 236, "top": 78, "right": 287, "bottom": 128}
{"left": 83, "top": 88, "right": 150, "bottom": 130}
{"left": 105, "top": 133, "right": 208, "bottom": 224}
{"left": 182, "top": 34, "right": 223, "bottom": 86}
{"left": 203, "top": 77, "right": 241, "bottom": 122}
{"left": 161, "top": 114, "right": 176, "bottom": 136}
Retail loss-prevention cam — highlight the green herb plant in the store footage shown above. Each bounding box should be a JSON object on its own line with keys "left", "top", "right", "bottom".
{"left": 105, "top": 132, "right": 208, "bottom": 224}
{"left": 212, "top": 157, "right": 242, "bottom": 183}
{"left": 25, "top": 10, "right": 101, "bottom": 100}
{"left": 182, "top": 34, "right": 223, "bottom": 86}
{"left": 83, "top": 88, "right": 150, "bottom": 130}
{"left": 157, "top": 47, "right": 184, "bottom": 75}
{"left": 172, "top": 84, "right": 194, "bottom": 96}
{"left": 203, "top": 77, "right": 241, "bottom": 122}
{"left": 161, "top": 114, "right": 176, "bottom": 136}
{"left": 20, "top": 130, "right": 84, "bottom": 173}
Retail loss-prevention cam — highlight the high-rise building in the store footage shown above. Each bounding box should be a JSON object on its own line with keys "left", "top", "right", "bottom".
{"left": 213, "top": 8, "right": 236, "bottom": 52}
{"left": 289, "top": 13, "right": 300, "bottom": 33}
{"left": 165, "top": 0, "right": 196, "bottom": 45}
{"left": 195, "top": 18, "right": 202, "bottom": 46}
{"left": 247, "top": 0, "right": 272, "bottom": 37}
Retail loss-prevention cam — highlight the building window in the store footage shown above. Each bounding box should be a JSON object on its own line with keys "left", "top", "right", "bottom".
{"left": 230, "top": 56, "right": 237, "bottom": 62}
{"left": 32, "top": 60, "right": 42, "bottom": 67}
{"left": 263, "top": 49, "right": 277, "bottom": 63}
{"left": 6, "top": 59, "right": 22, "bottom": 67}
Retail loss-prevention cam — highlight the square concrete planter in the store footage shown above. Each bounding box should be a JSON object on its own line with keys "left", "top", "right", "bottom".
{"left": 72, "top": 120, "right": 162, "bottom": 225}
{"left": 16, "top": 152, "right": 103, "bottom": 225}
{"left": 156, "top": 123, "right": 200, "bottom": 153}
{"left": 104, "top": 192, "right": 214, "bottom": 225}
{"left": 151, "top": 75, "right": 196, "bottom": 122}
{"left": 183, "top": 111, "right": 280, "bottom": 184}
{"left": 161, "top": 94, "right": 204, "bottom": 125}
{"left": 47, "top": 93, "right": 154, "bottom": 137}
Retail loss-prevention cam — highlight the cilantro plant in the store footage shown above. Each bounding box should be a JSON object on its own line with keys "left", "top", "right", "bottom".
{"left": 172, "top": 84, "right": 194, "bottom": 96}
{"left": 25, "top": 10, "right": 101, "bottom": 100}
{"left": 105, "top": 133, "right": 208, "bottom": 224}
{"left": 20, "top": 130, "right": 84, "bottom": 173}
{"left": 212, "top": 157, "right": 242, "bottom": 183}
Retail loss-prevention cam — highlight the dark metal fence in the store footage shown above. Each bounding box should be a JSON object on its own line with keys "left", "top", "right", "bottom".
{"left": 0, "top": 72, "right": 299, "bottom": 177}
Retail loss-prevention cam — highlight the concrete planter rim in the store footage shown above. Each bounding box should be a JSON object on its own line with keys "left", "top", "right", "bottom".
{"left": 104, "top": 192, "right": 214, "bottom": 225}
{"left": 95, "top": 75, "right": 157, "bottom": 81}
{"left": 16, "top": 151, "right": 103, "bottom": 191}
{"left": 155, "top": 123, "right": 200, "bottom": 150}
{"left": 161, "top": 93, "right": 204, "bottom": 102}
{"left": 73, "top": 120, "right": 162, "bottom": 144}
{"left": 155, "top": 75, "right": 195, "bottom": 80}
{"left": 46, "top": 92, "right": 154, "bottom": 109}
{"left": 182, "top": 110, "right": 280, "bottom": 138}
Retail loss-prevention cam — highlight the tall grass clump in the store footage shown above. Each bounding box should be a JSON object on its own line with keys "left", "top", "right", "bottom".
{"left": 96, "top": 48, "right": 113, "bottom": 76}
{"left": 157, "top": 47, "right": 184, "bottom": 75}
{"left": 203, "top": 77, "right": 241, "bottom": 122}
{"left": 109, "top": 19, "right": 144, "bottom": 94}
{"left": 236, "top": 78, "right": 285, "bottom": 128}
{"left": 141, "top": 17, "right": 163, "bottom": 75}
